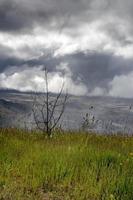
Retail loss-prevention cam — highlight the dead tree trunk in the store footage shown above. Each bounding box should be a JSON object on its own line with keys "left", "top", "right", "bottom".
{"left": 32, "top": 68, "right": 68, "bottom": 137}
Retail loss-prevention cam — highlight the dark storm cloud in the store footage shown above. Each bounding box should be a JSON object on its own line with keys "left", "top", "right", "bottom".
{"left": 0, "top": 45, "right": 61, "bottom": 73}
{"left": 0, "top": 56, "right": 22, "bottom": 72}
{"left": 0, "top": 45, "right": 24, "bottom": 72}
{"left": 0, "top": 0, "right": 132, "bottom": 33}
{"left": 1, "top": 48, "right": 133, "bottom": 93}
{"left": 0, "top": 0, "right": 89, "bottom": 32}
{"left": 41, "top": 51, "right": 133, "bottom": 92}
{"left": 1, "top": 0, "right": 133, "bottom": 55}
{"left": 60, "top": 52, "right": 133, "bottom": 91}
{"left": 1, "top": 0, "right": 133, "bottom": 96}
{"left": 0, "top": 0, "right": 111, "bottom": 32}
{"left": 0, "top": 0, "right": 31, "bottom": 32}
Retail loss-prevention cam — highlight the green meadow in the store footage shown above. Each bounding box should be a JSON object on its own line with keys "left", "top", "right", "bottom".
{"left": 0, "top": 129, "right": 133, "bottom": 200}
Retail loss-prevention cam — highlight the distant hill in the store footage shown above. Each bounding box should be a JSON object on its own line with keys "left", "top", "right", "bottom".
{"left": 0, "top": 97, "right": 30, "bottom": 128}
{"left": 0, "top": 99, "right": 28, "bottom": 112}
{"left": 0, "top": 90, "right": 133, "bottom": 134}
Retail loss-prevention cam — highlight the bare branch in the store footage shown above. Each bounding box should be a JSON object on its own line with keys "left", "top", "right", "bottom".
{"left": 51, "top": 93, "right": 68, "bottom": 130}
{"left": 48, "top": 82, "right": 65, "bottom": 123}
{"left": 31, "top": 68, "right": 68, "bottom": 137}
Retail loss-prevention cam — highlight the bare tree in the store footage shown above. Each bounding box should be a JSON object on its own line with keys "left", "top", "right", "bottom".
{"left": 32, "top": 68, "right": 68, "bottom": 137}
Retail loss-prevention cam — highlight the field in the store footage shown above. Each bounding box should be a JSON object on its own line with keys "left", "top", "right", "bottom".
{"left": 0, "top": 129, "right": 133, "bottom": 200}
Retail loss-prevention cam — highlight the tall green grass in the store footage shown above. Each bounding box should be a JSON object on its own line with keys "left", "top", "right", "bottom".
{"left": 0, "top": 128, "right": 133, "bottom": 200}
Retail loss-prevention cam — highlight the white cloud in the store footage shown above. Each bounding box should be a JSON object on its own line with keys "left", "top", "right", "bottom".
{"left": 90, "top": 87, "right": 106, "bottom": 96}
{"left": 1, "top": 18, "right": 133, "bottom": 59}
{"left": 109, "top": 72, "right": 133, "bottom": 98}
{"left": 0, "top": 65, "right": 88, "bottom": 96}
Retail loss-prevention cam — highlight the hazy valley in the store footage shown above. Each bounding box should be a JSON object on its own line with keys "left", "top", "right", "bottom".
{"left": 0, "top": 90, "right": 133, "bottom": 134}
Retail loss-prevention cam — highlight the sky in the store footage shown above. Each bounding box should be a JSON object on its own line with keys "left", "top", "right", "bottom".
{"left": 0, "top": 0, "right": 133, "bottom": 97}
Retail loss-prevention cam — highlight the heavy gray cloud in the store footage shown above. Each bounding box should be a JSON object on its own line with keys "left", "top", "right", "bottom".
{"left": 1, "top": 50, "right": 133, "bottom": 95}
{"left": 0, "top": 0, "right": 133, "bottom": 33}
{"left": 0, "top": 0, "right": 133, "bottom": 97}
{"left": 0, "top": 0, "right": 90, "bottom": 32}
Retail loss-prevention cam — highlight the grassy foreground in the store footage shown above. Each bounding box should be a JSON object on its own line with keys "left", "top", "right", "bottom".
{"left": 0, "top": 129, "right": 133, "bottom": 200}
